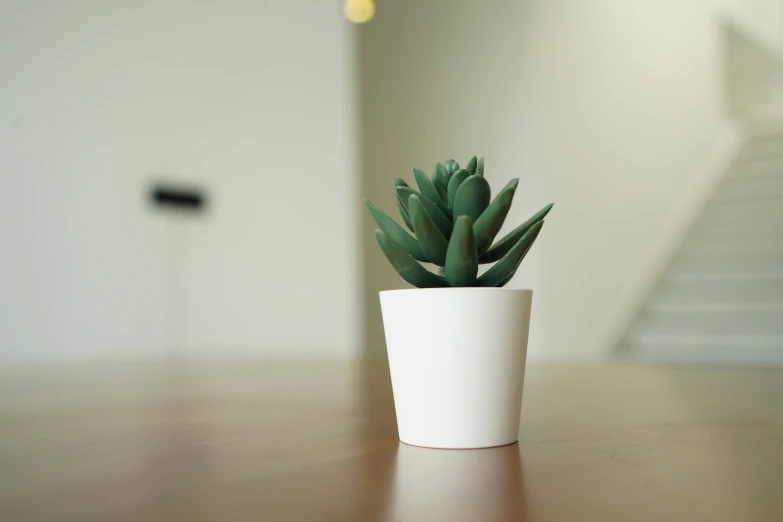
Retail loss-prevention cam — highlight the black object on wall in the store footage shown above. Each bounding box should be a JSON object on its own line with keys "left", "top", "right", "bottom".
{"left": 149, "top": 183, "right": 208, "bottom": 213}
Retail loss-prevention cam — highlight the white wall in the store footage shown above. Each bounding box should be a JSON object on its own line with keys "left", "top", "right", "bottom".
{"left": 0, "top": 1, "right": 359, "bottom": 360}
{"left": 359, "top": 0, "right": 782, "bottom": 359}
{"left": 722, "top": 0, "right": 783, "bottom": 49}
{"left": 724, "top": 23, "right": 783, "bottom": 123}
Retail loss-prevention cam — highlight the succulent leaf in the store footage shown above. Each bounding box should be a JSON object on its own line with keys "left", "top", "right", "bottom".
{"left": 445, "top": 216, "right": 478, "bottom": 286}
{"left": 489, "top": 226, "right": 542, "bottom": 288}
{"left": 489, "top": 225, "right": 543, "bottom": 287}
{"left": 393, "top": 178, "right": 414, "bottom": 231}
{"left": 453, "top": 174, "right": 491, "bottom": 223}
{"left": 374, "top": 230, "right": 449, "bottom": 288}
{"left": 474, "top": 178, "right": 519, "bottom": 255}
{"left": 366, "top": 156, "right": 553, "bottom": 287}
{"left": 397, "top": 186, "right": 453, "bottom": 238}
{"left": 432, "top": 175, "right": 448, "bottom": 201}
{"left": 477, "top": 220, "right": 543, "bottom": 287}
{"left": 479, "top": 203, "right": 554, "bottom": 263}
{"left": 409, "top": 195, "right": 449, "bottom": 266}
{"left": 434, "top": 162, "right": 450, "bottom": 189}
{"left": 466, "top": 156, "right": 478, "bottom": 175}
{"left": 396, "top": 194, "right": 414, "bottom": 231}
{"left": 444, "top": 159, "right": 460, "bottom": 175}
{"left": 413, "top": 167, "right": 448, "bottom": 212}
{"left": 365, "top": 199, "right": 428, "bottom": 262}
{"left": 491, "top": 239, "right": 537, "bottom": 287}
{"left": 446, "top": 169, "right": 471, "bottom": 215}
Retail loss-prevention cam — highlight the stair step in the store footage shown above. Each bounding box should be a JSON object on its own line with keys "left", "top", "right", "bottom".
{"left": 742, "top": 133, "right": 783, "bottom": 157}
{"left": 749, "top": 129, "right": 783, "bottom": 140}
{"left": 619, "top": 133, "right": 783, "bottom": 366}
{"left": 713, "top": 174, "right": 783, "bottom": 202}
{"left": 620, "top": 334, "right": 783, "bottom": 365}
{"left": 652, "top": 273, "right": 783, "bottom": 305}
{"left": 668, "top": 246, "right": 783, "bottom": 275}
{"left": 740, "top": 139, "right": 783, "bottom": 157}
{"left": 731, "top": 157, "right": 783, "bottom": 178}
{"left": 632, "top": 304, "right": 783, "bottom": 336}
{"left": 701, "top": 197, "right": 783, "bottom": 225}
{"left": 688, "top": 222, "right": 783, "bottom": 245}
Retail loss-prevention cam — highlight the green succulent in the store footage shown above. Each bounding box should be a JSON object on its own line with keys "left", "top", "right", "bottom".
{"left": 366, "top": 156, "right": 553, "bottom": 288}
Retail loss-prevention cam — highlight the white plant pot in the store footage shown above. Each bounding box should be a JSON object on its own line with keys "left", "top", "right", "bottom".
{"left": 379, "top": 288, "right": 533, "bottom": 449}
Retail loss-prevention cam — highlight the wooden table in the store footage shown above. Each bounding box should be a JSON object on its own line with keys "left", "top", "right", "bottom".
{"left": 1, "top": 357, "right": 782, "bottom": 521}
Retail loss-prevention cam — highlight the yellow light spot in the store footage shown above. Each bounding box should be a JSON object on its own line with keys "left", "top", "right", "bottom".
{"left": 344, "top": 0, "right": 375, "bottom": 24}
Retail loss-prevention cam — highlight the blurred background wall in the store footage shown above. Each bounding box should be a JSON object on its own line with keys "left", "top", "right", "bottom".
{"left": 0, "top": 1, "right": 359, "bottom": 361}
{"left": 1, "top": 0, "right": 782, "bottom": 363}
{"left": 360, "top": 0, "right": 783, "bottom": 360}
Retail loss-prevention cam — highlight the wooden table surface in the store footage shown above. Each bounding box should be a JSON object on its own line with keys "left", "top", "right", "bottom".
{"left": 1, "top": 357, "right": 782, "bottom": 522}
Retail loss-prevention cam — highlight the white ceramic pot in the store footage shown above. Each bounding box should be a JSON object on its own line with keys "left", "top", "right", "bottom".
{"left": 379, "top": 288, "right": 533, "bottom": 449}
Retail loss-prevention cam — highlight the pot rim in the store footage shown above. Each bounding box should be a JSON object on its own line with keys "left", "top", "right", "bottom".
{"left": 379, "top": 288, "right": 532, "bottom": 295}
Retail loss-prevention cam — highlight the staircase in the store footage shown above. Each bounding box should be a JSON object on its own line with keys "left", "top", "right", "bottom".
{"left": 618, "top": 128, "right": 783, "bottom": 365}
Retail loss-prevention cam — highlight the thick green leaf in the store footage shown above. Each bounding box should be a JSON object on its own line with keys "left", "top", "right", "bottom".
{"left": 413, "top": 167, "right": 447, "bottom": 212}
{"left": 453, "top": 174, "right": 491, "bottom": 223}
{"left": 365, "top": 199, "right": 427, "bottom": 262}
{"left": 476, "top": 157, "right": 484, "bottom": 176}
{"left": 479, "top": 203, "right": 554, "bottom": 263}
{"left": 473, "top": 178, "right": 519, "bottom": 255}
{"left": 395, "top": 185, "right": 422, "bottom": 208}
{"left": 446, "top": 169, "right": 470, "bottom": 215}
{"left": 393, "top": 178, "right": 413, "bottom": 231}
{"left": 409, "top": 195, "right": 449, "bottom": 266}
{"left": 432, "top": 174, "right": 448, "bottom": 201}
{"left": 396, "top": 195, "right": 414, "bottom": 231}
{"left": 396, "top": 186, "right": 453, "bottom": 238}
{"left": 477, "top": 221, "right": 543, "bottom": 287}
{"left": 444, "top": 159, "right": 460, "bottom": 175}
{"left": 466, "top": 156, "right": 478, "bottom": 175}
{"left": 434, "top": 162, "right": 450, "bottom": 189}
{"left": 374, "top": 230, "right": 449, "bottom": 288}
{"left": 492, "top": 233, "right": 540, "bottom": 288}
{"left": 445, "top": 216, "right": 478, "bottom": 286}
{"left": 501, "top": 177, "right": 519, "bottom": 191}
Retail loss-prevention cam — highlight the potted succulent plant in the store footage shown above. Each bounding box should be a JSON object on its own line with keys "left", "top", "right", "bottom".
{"left": 366, "top": 156, "right": 553, "bottom": 449}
